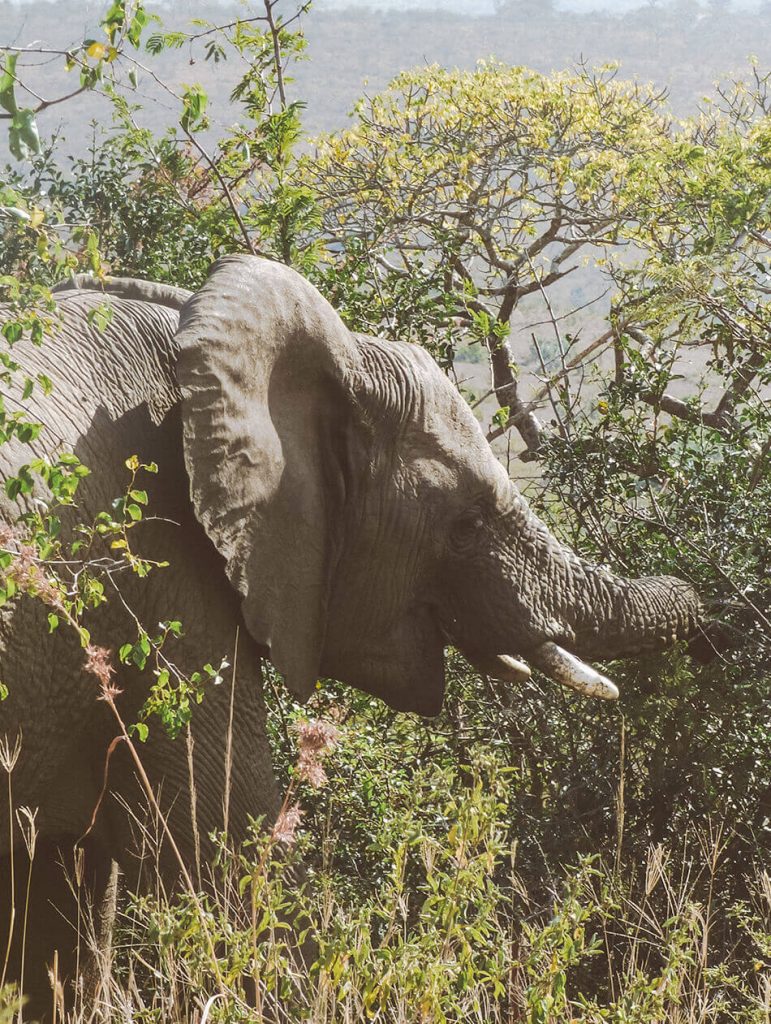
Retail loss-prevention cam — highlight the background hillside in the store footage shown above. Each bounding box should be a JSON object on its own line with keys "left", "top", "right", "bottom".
{"left": 1, "top": 0, "right": 770, "bottom": 159}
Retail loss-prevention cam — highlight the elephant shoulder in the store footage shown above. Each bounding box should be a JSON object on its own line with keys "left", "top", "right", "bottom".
{"left": 54, "top": 292, "right": 182, "bottom": 425}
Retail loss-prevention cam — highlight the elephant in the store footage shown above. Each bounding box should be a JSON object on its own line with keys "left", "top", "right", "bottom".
{"left": 0, "top": 255, "right": 709, "bottom": 1012}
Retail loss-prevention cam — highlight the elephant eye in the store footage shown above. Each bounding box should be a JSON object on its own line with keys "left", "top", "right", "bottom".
{"left": 451, "top": 508, "right": 486, "bottom": 549}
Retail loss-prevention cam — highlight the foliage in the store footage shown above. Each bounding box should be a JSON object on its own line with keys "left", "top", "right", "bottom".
{"left": 4, "top": 713, "right": 765, "bottom": 1022}
{"left": 295, "top": 61, "right": 771, "bottom": 901}
{"left": 0, "top": 987, "right": 16, "bottom": 1024}
{"left": 1, "top": 0, "right": 317, "bottom": 287}
{"left": 0, "top": 0, "right": 150, "bottom": 161}
{"left": 525, "top": 73, "right": 771, "bottom": 879}
{"left": 304, "top": 62, "right": 674, "bottom": 441}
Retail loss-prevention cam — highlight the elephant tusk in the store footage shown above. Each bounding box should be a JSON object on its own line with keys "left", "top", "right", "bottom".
{"left": 464, "top": 650, "right": 532, "bottom": 683}
{"left": 491, "top": 654, "right": 532, "bottom": 684}
{"left": 528, "top": 641, "right": 619, "bottom": 701}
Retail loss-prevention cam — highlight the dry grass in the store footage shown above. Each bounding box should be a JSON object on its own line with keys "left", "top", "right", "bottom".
{"left": 1, "top": 693, "right": 769, "bottom": 1024}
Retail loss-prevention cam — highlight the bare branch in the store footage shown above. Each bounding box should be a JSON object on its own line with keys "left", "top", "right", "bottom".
{"left": 530, "top": 327, "right": 615, "bottom": 406}
{"left": 637, "top": 342, "right": 765, "bottom": 432}
{"left": 263, "top": 0, "right": 287, "bottom": 111}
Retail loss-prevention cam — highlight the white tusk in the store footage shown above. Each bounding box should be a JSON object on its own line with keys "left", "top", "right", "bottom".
{"left": 528, "top": 642, "right": 619, "bottom": 701}
{"left": 490, "top": 654, "right": 532, "bottom": 684}
{"left": 465, "top": 651, "right": 532, "bottom": 684}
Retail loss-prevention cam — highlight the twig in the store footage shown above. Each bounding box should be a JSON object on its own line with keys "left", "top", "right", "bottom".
{"left": 263, "top": 0, "right": 287, "bottom": 111}
{"left": 531, "top": 331, "right": 567, "bottom": 439}
{"left": 183, "top": 128, "right": 258, "bottom": 255}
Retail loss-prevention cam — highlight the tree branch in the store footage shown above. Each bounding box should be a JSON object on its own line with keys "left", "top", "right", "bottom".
{"left": 183, "top": 129, "right": 258, "bottom": 255}
{"left": 637, "top": 341, "right": 765, "bottom": 432}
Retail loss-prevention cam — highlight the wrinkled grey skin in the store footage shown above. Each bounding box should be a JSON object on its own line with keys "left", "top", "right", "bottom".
{"left": 0, "top": 275, "right": 278, "bottom": 1010}
{"left": 0, "top": 256, "right": 704, "bottom": 1008}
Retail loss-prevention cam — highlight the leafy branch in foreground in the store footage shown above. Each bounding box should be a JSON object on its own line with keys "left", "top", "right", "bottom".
{"left": 15, "top": 742, "right": 765, "bottom": 1023}
{"left": 0, "top": 1, "right": 152, "bottom": 160}
{"left": 0, "top": 0, "right": 316, "bottom": 742}
{"left": 2, "top": 0, "right": 316, "bottom": 283}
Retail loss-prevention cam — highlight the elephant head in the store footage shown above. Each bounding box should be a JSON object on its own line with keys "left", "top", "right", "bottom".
{"left": 175, "top": 255, "right": 704, "bottom": 715}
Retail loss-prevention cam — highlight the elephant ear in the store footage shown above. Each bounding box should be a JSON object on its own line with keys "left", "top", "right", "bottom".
{"left": 175, "top": 255, "right": 360, "bottom": 700}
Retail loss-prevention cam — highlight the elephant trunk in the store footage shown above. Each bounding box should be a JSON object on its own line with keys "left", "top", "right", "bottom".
{"left": 490, "top": 491, "right": 703, "bottom": 699}
{"left": 540, "top": 545, "right": 701, "bottom": 661}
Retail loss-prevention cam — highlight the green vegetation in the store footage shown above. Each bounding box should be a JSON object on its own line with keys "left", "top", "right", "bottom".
{"left": 1, "top": 0, "right": 769, "bottom": 1019}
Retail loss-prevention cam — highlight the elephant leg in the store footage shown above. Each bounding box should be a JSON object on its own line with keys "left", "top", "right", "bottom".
{"left": 80, "top": 858, "right": 121, "bottom": 1018}
{"left": 0, "top": 836, "right": 113, "bottom": 1021}
{"left": 101, "top": 648, "right": 282, "bottom": 889}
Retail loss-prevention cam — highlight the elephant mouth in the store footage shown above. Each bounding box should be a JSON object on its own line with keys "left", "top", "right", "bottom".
{"left": 461, "top": 642, "right": 619, "bottom": 701}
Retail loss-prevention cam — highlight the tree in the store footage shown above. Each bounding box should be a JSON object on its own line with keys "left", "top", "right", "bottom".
{"left": 304, "top": 62, "right": 673, "bottom": 456}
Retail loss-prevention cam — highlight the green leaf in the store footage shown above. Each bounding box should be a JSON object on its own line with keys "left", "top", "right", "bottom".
{"left": 87, "top": 303, "right": 114, "bottom": 332}
{"left": 130, "top": 721, "right": 149, "bottom": 743}
{"left": 127, "top": 5, "right": 148, "bottom": 48}
{"left": 131, "top": 642, "right": 148, "bottom": 669}
{"left": 9, "top": 108, "right": 41, "bottom": 161}
{"left": 15, "top": 422, "right": 41, "bottom": 444}
{"left": 102, "top": 0, "right": 125, "bottom": 31}
{"left": 180, "top": 84, "right": 208, "bottom": 133}
{"left": 145, "top": 33, "right": 165, "bottom": 56}
{"left": 0, "top": 54, "right": 19, "bottom": 115}
{"left": 4, "top": 477, "right": 21, "bottom": 500}
{"left": 2, "top": 322, "right": 22, "bottom": 345}
{"left": 492, "top": 405, "right": 510, "bottom": 430}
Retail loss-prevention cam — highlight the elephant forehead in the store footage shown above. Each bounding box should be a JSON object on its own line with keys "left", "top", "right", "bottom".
{"left": 400, "top": 427, "right": 510, "bottom": 503}
{"left": 417, "top": 392, "right": 510, "bottom": 485}
{"left": 353, "top": 332, "right": 511, "bottom": 498}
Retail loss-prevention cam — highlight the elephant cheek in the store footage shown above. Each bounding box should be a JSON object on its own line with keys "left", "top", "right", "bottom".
{"left": 322, "top": 606, "right": 446, "bottom": 716}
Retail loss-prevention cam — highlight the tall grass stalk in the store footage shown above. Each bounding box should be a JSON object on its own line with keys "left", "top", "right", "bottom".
{"left": 14, "top": 808, "right": 36, "bottom": 1024}
{"left": 0, "top": 734, "right": 21, "bottom": 993}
